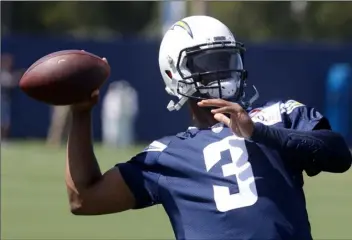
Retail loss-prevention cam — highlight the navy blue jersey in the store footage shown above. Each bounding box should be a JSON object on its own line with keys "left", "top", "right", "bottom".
{"left": 117, "top": 99, "right": 331, "bottom": 240}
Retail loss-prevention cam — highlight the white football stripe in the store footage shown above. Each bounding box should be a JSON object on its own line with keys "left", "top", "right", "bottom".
{"left": 143, "top": 141, "right": 167, "bottom": 152}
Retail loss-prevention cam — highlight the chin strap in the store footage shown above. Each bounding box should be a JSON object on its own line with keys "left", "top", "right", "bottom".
{"left": 241, "top": 85, "right": 259, "bottom": 109}
{"left": 167, "top": 98, "right": 186, "bottom": 111}
{"left": 167, "top": 88, "right": 197, "bottom": 111}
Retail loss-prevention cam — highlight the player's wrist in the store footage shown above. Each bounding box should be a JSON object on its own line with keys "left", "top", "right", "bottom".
{"left": 248, "top": 122, "right": 266, "bottom": 142}
{"left": 70, "top": 107, "right": 92, "bottom": 118}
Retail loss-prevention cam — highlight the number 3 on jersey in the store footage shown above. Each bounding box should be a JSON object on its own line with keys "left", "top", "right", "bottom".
{"left": 203, "top": 136, "right": 258, "bottom": 212}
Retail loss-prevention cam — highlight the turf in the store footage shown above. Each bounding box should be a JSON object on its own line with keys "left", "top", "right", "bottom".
{"left": 2, "top": 142, "right": 352, "bottom": 239}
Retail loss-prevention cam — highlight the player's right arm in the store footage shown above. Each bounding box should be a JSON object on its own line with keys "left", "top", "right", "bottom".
{"left": 66, "top": 97, "right": 161, "bottom": 215}
{"left": 66, "top": 107, "right": 136, "bottom": 215}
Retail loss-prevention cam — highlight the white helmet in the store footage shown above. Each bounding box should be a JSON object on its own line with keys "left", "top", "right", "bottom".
{"left": 158, "top": 15, "right": 259, "bottom": 111}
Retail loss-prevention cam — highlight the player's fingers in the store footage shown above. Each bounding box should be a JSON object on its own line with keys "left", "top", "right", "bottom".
{"left": 213, "top": 113, "right": 231, "bottom": 126}
{"left": 198, "top": 99, "right": 244, "bottom": 113}
{"left": 227, "top": 116, "right": 242, "bottom": 137}
{"left": 197, "top": 99, "right": 231, "bottom": 108}
{"left": 102, "top": 57, "right": 108, "bottom": 63}
{"left": 91, "top": 89, "right": 100, "bottom": 97}
{"left": 232, "top": 124, "right": 242, "bottom": 137}
{"left": 211, "top": 106, "right": 237, "bottom": 115}
{"left": 214, "top": 112, "right": 242, "bottom": 136}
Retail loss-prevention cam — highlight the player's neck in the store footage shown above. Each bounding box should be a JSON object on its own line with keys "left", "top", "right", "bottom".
{"left": 192, "top": 113, "right": 218, "bottom": 129}
{"left": 188, "top": 100, "right": 218, "bottom": 128}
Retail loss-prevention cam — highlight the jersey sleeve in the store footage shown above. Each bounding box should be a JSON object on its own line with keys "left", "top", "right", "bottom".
{"left": 116, "top": 140, "right": 168, "bottom": 209}
{"left": 282, "top": 99, "right": 332, "bottom": 131}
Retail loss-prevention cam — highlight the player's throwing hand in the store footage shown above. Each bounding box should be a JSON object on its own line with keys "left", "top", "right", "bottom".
{"left": 198, "top": 99, "right": 255, "bottom": 139}
{"left": 70, "top": 57, "right": 108, "bottom": 112}
{"left": 70, "top": 89, "right": 100, "bottom": 112}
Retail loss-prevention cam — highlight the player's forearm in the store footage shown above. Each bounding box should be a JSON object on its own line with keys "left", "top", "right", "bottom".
{"left": 66, "top": 110, "right": 102, "bottom": 197}
{"left": 250, "top": 123, "right": 352, "bottom": 174}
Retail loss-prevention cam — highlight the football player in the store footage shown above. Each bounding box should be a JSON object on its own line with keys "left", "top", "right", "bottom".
{"left": 65, "top": 16, "right": 352, "bottom": 240}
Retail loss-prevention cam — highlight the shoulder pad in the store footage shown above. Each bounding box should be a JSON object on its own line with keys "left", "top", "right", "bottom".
{"left": 250, "top": 102, "right": 282, "bottom": 126}
{"left": 280, "top": 99, "right": 305, "bottom": 114}
{"left": 248, "top": 107, "right": 263, "bottom": 117}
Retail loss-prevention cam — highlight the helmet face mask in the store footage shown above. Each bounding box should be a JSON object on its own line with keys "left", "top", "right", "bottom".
{"left": 175, "top": 41, "right": 248, "bottom": 103}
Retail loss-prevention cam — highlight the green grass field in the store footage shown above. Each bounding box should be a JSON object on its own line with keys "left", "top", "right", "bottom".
{"left": 2, "top": 142, "right": 352, "bottom": 239}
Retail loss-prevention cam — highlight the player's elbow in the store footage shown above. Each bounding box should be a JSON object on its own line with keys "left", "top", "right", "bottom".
{"left": 70, "top": 201, "right": 84, "bottom": 215}
{"left": 333, "top": 152, "right": 352, "bottom": 173}
{"left": 322, "top": 133, "right": 352, "bottom": 173}
{"left": 313, "top": 130, "right": 352, "bottom": 173}
{"left": 341, "top": 160, "right": 351, "bottom": 173}
{"left": 67, "top": 191, "right": 86, "bottom": 215}
{"left": 68, "top": 192, "right": 101, "bottom": 216}
{"left": 68, "top": 196, "right": 95, "bottom": 216}
{"left": 66, "top": 187, "right": 95, "bottom": 215}
{"left": 330, "top": 134, "right": 352, "bottom": 173}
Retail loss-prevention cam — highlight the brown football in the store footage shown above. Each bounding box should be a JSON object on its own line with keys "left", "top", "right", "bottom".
{"left": 19, "top": 50, "right": 110, "bottom": 105}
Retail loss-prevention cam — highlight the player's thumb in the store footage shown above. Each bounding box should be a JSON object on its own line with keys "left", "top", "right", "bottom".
{"left": 90, "top": 89, "right": 99, "bottom": 103}
{"left": 91, "top": 89, "right": 99, "bottom": 97}
{"left": 214, "top": 113, "right": 231, "bottom": 127}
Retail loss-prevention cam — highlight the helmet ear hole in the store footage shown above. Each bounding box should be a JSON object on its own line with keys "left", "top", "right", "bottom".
{"left": 243, "top": 70, "right": 248, "bottom": 79}
{"left": 165, "top": 70, "right": 173, "bottom": 79}
{"left": 240, "top": 52, "right": 245, "bottom": 64}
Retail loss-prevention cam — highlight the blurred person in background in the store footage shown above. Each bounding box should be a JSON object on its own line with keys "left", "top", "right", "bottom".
{"left": 102, "top": 80, "right": 138, "bottom": 147}
{"left": 46, "top": 105, "right": 70, "bottom": 147}
{"left": 65, "top": 16, "right": 352, "bottom": 240}
{"left": 1, "top": 53, "right": 19, "bottom": 142}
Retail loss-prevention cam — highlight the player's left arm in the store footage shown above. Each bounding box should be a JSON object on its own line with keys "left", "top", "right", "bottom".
{"left": 250, "top": 100, "right": 352, "bottom": 176}
{"left": 198, "top": 99, "right": 352, "bottom": 176}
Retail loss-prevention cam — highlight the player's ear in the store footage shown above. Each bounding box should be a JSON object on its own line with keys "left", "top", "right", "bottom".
{"left": 188, "top": 100, "right": 196, "bottom": 118}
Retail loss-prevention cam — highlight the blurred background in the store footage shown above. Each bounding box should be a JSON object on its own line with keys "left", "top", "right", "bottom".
{"left": 1, "top": 1, "right": 352, "bottom": 239}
